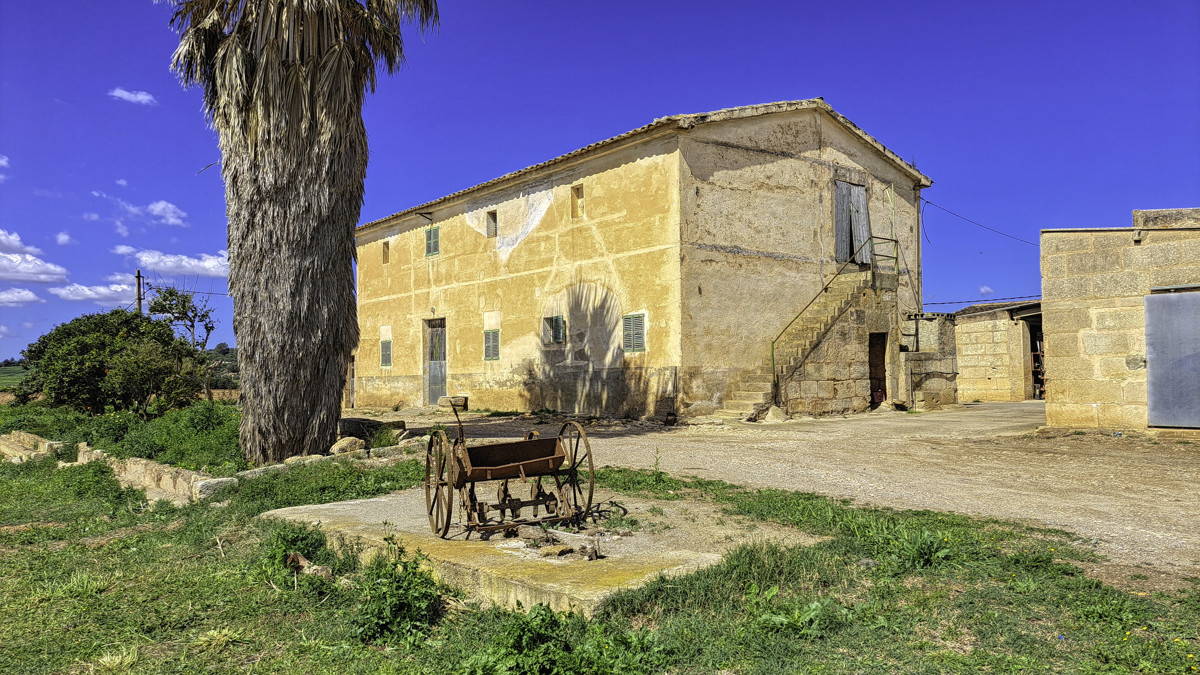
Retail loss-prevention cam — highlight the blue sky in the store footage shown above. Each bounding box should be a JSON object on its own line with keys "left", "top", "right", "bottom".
{"left": 1, "top": 1, "right": 1197, "bottom": 360}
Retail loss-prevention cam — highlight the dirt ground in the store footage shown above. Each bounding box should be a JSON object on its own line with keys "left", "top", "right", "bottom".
{"left": 360, "top": 401, "right": 1200, "bottom": 592}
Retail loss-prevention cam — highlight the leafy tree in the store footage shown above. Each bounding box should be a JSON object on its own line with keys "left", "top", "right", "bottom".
{"left": 14, "top": 309, "right": 199, "bottom": 416}
{"left": 166, "top": 0, "right": 439, "bottom": 465}
{"left": 150, "top": 285, "right": 218, "bottom": 399}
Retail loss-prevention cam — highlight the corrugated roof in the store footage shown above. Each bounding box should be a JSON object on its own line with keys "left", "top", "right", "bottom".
{"left": 358, "top": 99, "right": 933, "bottom": 234}
{"left": 953, "top": 300, "right": 1041, "bottom": 317}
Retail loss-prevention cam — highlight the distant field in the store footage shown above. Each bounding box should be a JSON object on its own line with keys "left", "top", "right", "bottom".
{"left": 0, "top": 366, "right": 25, "bottom": 390}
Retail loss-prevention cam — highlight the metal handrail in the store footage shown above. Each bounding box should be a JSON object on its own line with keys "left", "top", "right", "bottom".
{"left": 769, "top": 236, "right": 899, "bottom": 396}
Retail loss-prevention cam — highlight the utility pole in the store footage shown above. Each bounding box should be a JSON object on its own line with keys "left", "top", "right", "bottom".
{"left": 135, "top": 269, "right": 144, "bottom": 314}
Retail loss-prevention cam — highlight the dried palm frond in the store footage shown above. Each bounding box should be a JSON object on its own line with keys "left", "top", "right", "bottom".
{"left": 166, "top": 0, "right": 437, "bottom": 463}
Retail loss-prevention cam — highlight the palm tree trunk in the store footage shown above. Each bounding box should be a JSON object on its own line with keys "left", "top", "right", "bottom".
{"left": 224, "top": 120, "right": 364, "bottom": 465}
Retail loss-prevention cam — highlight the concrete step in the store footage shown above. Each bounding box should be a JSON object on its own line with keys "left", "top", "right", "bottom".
{"left": 730, "top": 390, "right": 771, "bottom": 404}
{"left": 721, "top": 399, "right": 761, "bottom": 412}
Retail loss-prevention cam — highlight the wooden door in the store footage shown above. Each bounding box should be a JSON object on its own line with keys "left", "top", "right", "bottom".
{"left": 426, "top": 319, "right": 446, "bottom": 405}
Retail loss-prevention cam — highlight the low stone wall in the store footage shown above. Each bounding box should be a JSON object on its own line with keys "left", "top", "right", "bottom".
{"left": 65, "top": 436, "right": 428, "bottom": 505}
{"left": 1, "top": 431, "right": 64, "bottom": 464}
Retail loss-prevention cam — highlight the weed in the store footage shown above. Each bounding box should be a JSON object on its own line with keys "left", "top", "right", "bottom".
{"left": 85, "top": 645, "right": 140, "bottom": 673}
{"left": 351, "top": 536, "right": 442, "bottom": 645}
{"left": 190, "top": 627, "right": 246, "bottom": 653}
{"left": 1071, "top": 430, "right": 1087, "bottom": 435}
{"left": 369, "top": 426, "right": 396, "bottom": 449}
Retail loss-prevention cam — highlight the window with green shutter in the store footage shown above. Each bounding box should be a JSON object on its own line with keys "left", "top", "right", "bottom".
{"left": 380, "top": 340, "right": 392, "bottom": 367}
{"left": 483, "top": 330, "right": 500, "bottom": 360}
{"left": 622, "top": 313, "right": 645, "bottom": 352}
{"left": 543, "top": 315, "right": 565, "bottom": 344}
{"left": 425, "top": 227, "right": 440, "bottom": 256}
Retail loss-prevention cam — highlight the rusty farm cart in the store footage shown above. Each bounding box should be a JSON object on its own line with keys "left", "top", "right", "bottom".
{"left": 424, "top": 410, "right": 595, "bottom": 537}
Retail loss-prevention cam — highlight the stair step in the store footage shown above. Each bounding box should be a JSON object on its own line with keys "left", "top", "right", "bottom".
{"left": 720, "top": 400, "right": 759, "bottom": 412}
{"left": 731, "top": 391, "right": 771, "bottom": 404}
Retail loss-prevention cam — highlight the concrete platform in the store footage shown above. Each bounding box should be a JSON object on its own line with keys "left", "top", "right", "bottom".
{"left": 261, "top": 488, "right": 798, "bottom": 616}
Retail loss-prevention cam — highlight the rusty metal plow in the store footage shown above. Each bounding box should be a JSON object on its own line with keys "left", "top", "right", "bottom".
{"left": 424, "top": 405, "right": 594, "bottom": 538}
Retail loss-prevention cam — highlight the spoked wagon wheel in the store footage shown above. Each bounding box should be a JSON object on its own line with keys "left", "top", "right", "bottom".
{"left": 425, "top": 430, "right": 453, "bottom": 538}
{"left": 558, "top": 421, "right": 594, "bottom": 523}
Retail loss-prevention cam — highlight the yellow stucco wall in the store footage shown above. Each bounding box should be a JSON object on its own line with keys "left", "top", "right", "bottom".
{"left": 1041, "top": 216, "right": 1200, "bottom": 428}
{"left": 354, "top": 135, "right": 683, "bottom": 414}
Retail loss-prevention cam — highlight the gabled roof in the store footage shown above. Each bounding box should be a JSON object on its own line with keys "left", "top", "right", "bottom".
{"left": 358, "top": 99, "right": 933, "bottom": 234}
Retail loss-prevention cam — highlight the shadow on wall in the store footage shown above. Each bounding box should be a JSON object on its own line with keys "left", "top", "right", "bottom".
{"left": 518, "top": 282, "right": 675, "bottom": 417}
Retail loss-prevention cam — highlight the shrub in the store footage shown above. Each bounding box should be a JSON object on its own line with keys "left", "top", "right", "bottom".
{"left": 51, "top": 461, "right": 142, "bottom": 513}
{"left": 351, "top": 536, "right": 442, "bottom": 645}
{"left": 14, "top": 309, "right": 199, "bottom": 415}
{"left": 114, "top": 401, "right": 244, "bottom": 474}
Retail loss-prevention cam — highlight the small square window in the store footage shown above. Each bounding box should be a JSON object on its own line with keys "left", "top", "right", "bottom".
{"left": 486, "top": 210, "right": 498, "bottom": 238}
{"left": 570, "top": 185, "right": 585, "bottom": 219}
{"left": 543, "top": 315, "right": 565, "bottom": 344}
{"left": 483, "top": 330, "right": 500, "bottom": 360}
{"left": 622, "top": 313, "right": 645, "bottom": 352}
{"left": 425, "top": 227, "right": 440, "bottom": 256}
{"left": 380, "top": 339, "right": 392, "bottom": 367}
{"left": 382, "top": 241, "right": 390, "bottom": 264}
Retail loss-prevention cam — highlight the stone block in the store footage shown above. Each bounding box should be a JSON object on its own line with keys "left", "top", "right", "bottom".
{"left": 194, "top": 477, "right": 237, "bottom": 500}
{"left": 237, "top": 464, "right": 289, "bottom": 479}
{"left": 849, "top": 363, "right": 868, "bottom": 379}
{"left": 1067, "top": 249, "right": 1121, "bottom": 275}
{"left": 331, "top": 436, "right": 367, "bottom": 455}
{"left": 1095, "top": 356, "right": 1133, "bottom": 380}
{"left": 1147, "top": 266, "right": 1200, "bottom": 289}
{"left": 1179, "top": 237, "right": 1200, "bottom": 261}
{"left": 1089, "top": 271, "right": 1149, "bottom": 298}
{"left": 1096, "top": 404, "right": 1146, "bottom": 429}
{"left": 816, "top": 381, "right": 835, "bottom": 399}
{"left": 1046, "top": 403, "right": 1099, "bottom": 427}
{"left": 1091, "top": 308, "right": 1143, "bottom": 331}
{"left": 1051, "top": 379, "right": 1122, "bottom": 405}
{"left": 1122, "top": 381, "right": 1147, "bottom": 405}
{"left": 1121, "top": 242, "right": 1181, "bottom": 270}
{"left": 1040, "top": 254, "right": 1068, "bottom": 279}
{"left": 799, "top": 380, "right": 818, "bottom": 397}
{"left": 1081, "top": 332, "right": 1129, "bottom": 356}
{"left": 284, "top": 455, "right": 311, "bottom": 466}
{"left": 1041, "top": 232, "right": 1093, "bottom": 254}
{"left": 1042, "top": 276, "right": 1092, "bottom": 301}
{"left": 1090, "top": 231, "right": 1136, "bottom": 250}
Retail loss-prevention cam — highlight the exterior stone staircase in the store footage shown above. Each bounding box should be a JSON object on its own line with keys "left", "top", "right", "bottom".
{"left": 713, "top": 270, "right": 873, "bottom": 421}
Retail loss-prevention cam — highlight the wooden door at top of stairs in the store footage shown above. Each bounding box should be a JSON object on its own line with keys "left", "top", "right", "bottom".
{"left": 426, "top": 318, "right": 446, "bottom": 405}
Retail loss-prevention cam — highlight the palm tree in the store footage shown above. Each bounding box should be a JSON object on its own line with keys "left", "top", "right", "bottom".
{"left": 167, "top": 0, "right": 438, "bottom": 464}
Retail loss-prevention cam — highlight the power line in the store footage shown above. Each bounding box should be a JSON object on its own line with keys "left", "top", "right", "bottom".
{"left": 924, "top": 294, "right": 1040, "bottom": 306}
{"left": 921, "top": 199, "right": 1038, "bottom": 247}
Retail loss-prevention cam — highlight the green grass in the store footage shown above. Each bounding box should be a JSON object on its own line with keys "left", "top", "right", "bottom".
{"left": 0, "top": 365, "right": 25, "bottom": 389}
{"left": 1, "top": 458, "right": 1197, "bottom": 673}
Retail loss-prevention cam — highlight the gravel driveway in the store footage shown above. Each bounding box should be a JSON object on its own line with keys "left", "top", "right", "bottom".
{"left": 388, "top": 401, "right": 1200, "bottom": 586}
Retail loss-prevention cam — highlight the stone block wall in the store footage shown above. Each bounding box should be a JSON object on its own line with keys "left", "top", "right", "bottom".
{"left": 782, "top": 291, "right": 899, "bottom": 416}
{"left": 954, "top": 316, "right": 1032, "bottom": 402}
{"left": 900, "top": 314, "right": 959, "bottom": 409}
{"left": 1040, "top": 210, "right": 1200, "bottom": 429}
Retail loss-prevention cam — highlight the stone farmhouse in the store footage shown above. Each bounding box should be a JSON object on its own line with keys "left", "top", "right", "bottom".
{"left": 349, "top": 99, "right": 937, "bottom": 419}
{"left": 1041, "top": 208, "right": 1200, "bottom": 430}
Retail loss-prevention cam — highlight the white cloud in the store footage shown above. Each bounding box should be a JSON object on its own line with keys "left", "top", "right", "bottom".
{"left": 113, "top": 247, "right": 229, "bottom": 278}
{"left": 0, "top": 288, "right": 44, "bottom": 307}
{"left": 979, "top": 286, "right": 995, "bottom": 296}
{"left": 0, "top": 230, "right": 42, "bottom": 255}
{"left": 22, "top": 322, "right": 34, "bottom": 330}
{"left": 56, "top": 231, "right": 76, "bottom": 245}
{"left": 106, "top": 272, "right": 136, "bottom": 284}
{"left": 0, "top": 326, "right": 12, "bottom": 338}
{"left": 116, "top": 179, "right": 128, "bottom": 187}
{"left": 0, "top": 253, "right": 69, "bottom": 283}
{"left": 115, "top": 221, "right": 130, "bottom": 237}
{"left": 146, "top": 200, "right": 187, "bottom": 226}
{"left": 82, "top": 212, "right": 100, "bottom": 221}
{"left": 0, "top": 155, "right": 9, "bottom": 168}
{"left": 33, "top": 188, "right": 65, "bottom": 198}
{"left": 108, "top": 87, "right": 157, "bottom": 105}
{"left": 48, "top": 283, "right": 136, "bottom": 306}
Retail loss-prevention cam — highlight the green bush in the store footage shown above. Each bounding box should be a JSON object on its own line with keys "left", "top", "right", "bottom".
{"left": 114, "top": 401, "right": 244, "bottom": 474}
{"left": 351, "top": 536, "right": 442, "bottom": 645}
{"left": 15, "top": 309, "right": 198, "bottom": 415}
{"left": 457, "top": 604, "right": 667, "bottom": 674}
{"left": 51, "top": 461, "right": 142, "bottom": 513}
